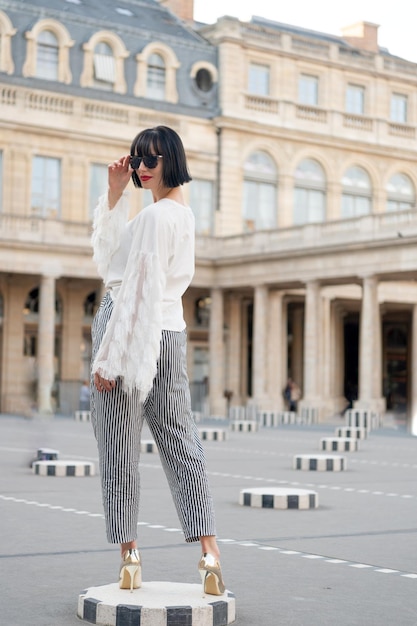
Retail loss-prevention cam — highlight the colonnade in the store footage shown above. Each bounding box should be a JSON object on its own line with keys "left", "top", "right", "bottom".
{"left": 0, "top": 273, "right": 100, "bottom": 416}
{"left": 206, "top": 275, "right": 411, "bottom": 423}
{"left": 3, "top": 272, "right": 417, "bottom": 433}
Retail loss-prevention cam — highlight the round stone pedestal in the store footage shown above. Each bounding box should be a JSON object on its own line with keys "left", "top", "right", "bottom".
{"left": 199, "top": 428, "right": 227, "bottom": 441}
{"left": 230, "top": 420, "right": 258, "bottom": 432}
{"left": 239, "top": 487, "right": 318, "bottom": 509}
{"left": 33, "top": 460, "right": 95, "bottom": 476}
{"left": 78, "top": 581, "right": 236, "bottom": 626}
{"left": 75, "top": 410, "right": 91, "bottom": 422}
{"left": 335, "top": 426, "right": 367, "bottom": 440}
{"left": 36, "top": 447, "right": 59, "bottom": 460}
{"left": 293, "top": 454, "right": 346, "bottom": 471}
{"left": 140, "top": 440, "right": 158, "bottom": 454}
{"left": 320, "top": 437, "right": 359, "bottom": 452}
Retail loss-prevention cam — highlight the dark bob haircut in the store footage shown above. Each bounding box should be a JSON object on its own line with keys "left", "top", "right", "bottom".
{"left": 130, "top": 125, "right": 192, "bottom": 189}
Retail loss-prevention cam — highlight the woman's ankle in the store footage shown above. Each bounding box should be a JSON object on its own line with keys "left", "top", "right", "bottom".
{"left": 200, "top": 536, "right": 220, "bottom": 560}
{"left": 121, "top": 541, "right": 137, "bottom": 555}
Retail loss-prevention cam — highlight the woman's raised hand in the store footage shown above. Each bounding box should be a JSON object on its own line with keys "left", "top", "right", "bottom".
{"left": 108, "top": 155, "right": 132, "bottom": 209}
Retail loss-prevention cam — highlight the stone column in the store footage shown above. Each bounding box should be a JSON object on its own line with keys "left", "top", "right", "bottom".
{"left": 322, "top": 295, "right": 331, "bottom": 411}
{"left": 227, "top": 293, "right": 242, "bottom": 406}
{"left": 356, "top": 275, "right": 385, "bottom": 412}
{"left": 1, "top": 281, "right": 30, "bottom": 415}
{"left": 267, "top": 291, "right": 285, "bottom": 410}
{"left": 323, "top": 296, "right": 344, "bottom": 416}
{"left": 252, "top": 285, "right": 268, "bottom": 408}
{"left": 209, "top": 287, "right": 226, "bottom": 416}
{"left": 291, "top": 306, "right": 303, "bottom": 389}
{"left": 240, "top": 300, "right": 250, "bottom": 401}
{"left": 411, "top": 304, "right": 417, "bottom": 436}
{"left": 302, "top": 280, "right": 320, "bottom": 401}
{"left": 37, "top": 274, "right": 56, "bottom": 414}
{"left": 60, "top": 286, "right": 85, "bottom": 381}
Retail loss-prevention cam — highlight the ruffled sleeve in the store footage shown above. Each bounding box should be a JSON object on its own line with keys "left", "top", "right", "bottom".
{"left": 91, "top": 206, "right": 168, "bottom": 402}
{"left": 91, "top": 191, "right": 130, "bottom": 283}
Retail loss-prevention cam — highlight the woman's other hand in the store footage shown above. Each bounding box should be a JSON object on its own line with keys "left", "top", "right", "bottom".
{"left": 94, "top": 372, "right": 116, "bottom": 392}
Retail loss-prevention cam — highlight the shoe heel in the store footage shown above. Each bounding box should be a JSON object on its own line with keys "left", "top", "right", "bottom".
{"left": 128, "top": 565, "right": 138, "bottom": 593}
{"left": 198, "top": 553, "right": 226, "bottom": 596}
{"left": 199, "top": 568, "right": 207, "bottom": 596}
{"left": 120, "top": 563, "right": 141, "bottom": 592}
{"left": 119, "top": 549, "right": 141, "bottom": 592}
{"left": 119, "top": 564, "right": 142, "bottom": 593}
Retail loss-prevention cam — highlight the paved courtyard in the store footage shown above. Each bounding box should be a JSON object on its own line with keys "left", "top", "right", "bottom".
{"left": 1, "top": 412, "right": 417, "bottom": 625}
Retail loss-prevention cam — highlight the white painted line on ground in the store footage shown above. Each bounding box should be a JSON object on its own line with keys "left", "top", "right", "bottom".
{"left": 302, "top": 555, "right": 323, "bottom": 559}
{"left": 1, "top": 493, "right": 416, "bottom": 582}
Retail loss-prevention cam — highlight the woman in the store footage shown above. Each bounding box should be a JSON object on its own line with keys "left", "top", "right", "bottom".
{"left": 90, "top": 126, "right": 225, "bottom": 595}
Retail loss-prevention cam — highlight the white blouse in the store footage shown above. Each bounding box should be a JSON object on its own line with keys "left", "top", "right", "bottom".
{"left": 91, "top": 192, "right": 195, "bottom": 401}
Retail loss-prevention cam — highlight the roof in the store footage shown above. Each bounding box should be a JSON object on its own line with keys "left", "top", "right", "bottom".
{"left": 250, "top": 15, "right": 400, "bottom": 58}
{"left": 2, "top": 0, "right": 209, "bottom": 46}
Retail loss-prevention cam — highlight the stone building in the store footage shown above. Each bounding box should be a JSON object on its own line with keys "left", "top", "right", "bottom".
{"left": 0, "top": 0, "right": 219, "bottom": 415}
{"left": 198, "top": 16, "right": 417, "bottom": 432}
{"left": 1, "top": 0, "right": 417, "bottom": 432}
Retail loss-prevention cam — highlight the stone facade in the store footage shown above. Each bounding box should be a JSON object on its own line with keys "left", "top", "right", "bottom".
{"left": 1, "top": 1, "right": 417, "bottom": 433}
{"left": 197, "top": 14, "right": 417, "bottom": 431}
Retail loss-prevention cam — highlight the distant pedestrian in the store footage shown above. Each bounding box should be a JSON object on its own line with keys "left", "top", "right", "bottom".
{"left": 284, "top": 378, "right": 292, "bottom": 409}
{"left": 289, "top": 380, "right": 301, "bottom": 412}
{"left": 284, "top": 378, "right": 301, "bottom": 412}
{"left": 79, "top": 380, "right": 90, "bottom": 411}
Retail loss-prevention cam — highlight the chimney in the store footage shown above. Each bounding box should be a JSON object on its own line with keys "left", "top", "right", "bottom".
{"left": 158, "top": 0, "right": 194, "bottom": 22}
{"left": 341, "top": 21, "right": 379, "bottom": 53}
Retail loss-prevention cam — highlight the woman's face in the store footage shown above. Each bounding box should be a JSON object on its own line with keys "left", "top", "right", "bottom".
{"left": 131, "top": 141, "right": 164, "bottom": 196}
{"left": 136, "top": 152, "right": 164, "bottom": 192}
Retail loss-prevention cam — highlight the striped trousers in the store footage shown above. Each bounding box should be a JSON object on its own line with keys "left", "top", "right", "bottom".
{"left": 90, "top": 292, "right": 216, "bottom": 544}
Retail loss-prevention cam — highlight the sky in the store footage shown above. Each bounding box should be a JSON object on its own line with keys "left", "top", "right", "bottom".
{"left": 193, "top": 0, "right": 417, "bottom": 64}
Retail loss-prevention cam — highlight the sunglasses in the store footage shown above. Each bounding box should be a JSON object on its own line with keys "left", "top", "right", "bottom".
{"left": 129, "top": 155, "right": 163, "bottom": 170}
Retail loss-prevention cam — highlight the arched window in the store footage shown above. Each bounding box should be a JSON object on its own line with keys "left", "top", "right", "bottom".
{"left": 195, "top": 296, "right": 211, "bottom": 327}
{"left": 386, "top": 173, "right": 415, "bottom": 212}
{"left": 84, "top": 291, "right": 98, "bottom": 317}
{"left": 293, "top": 159, "right": 326, "bottom": 224}
{"left": 81, "top": 31, "right": 128, "bottom": 94}
{"left": 23, "top": 19, "right": 73, "bottom": 83}
{"left": 23, "top": 287, "right": 62, "bottom": 316}
{"left": 135, "top": 43, "right": 179, "bottom": 103}
{"left": 36, "top": 30, "right": 58, "bottom": 80}
{"left": 0, "top": 10, "right": 17, "bottom": 74}
{"left": 93, "top": 41, "right": 115, "bottom": 89}
{"left": 146, "top": 53, "right": 165, "bottom": 100}
{"left": 341, "top": 166, "right": 372, "bottom": 218}
{"left": 243, "top": 151, "right": 277, "bottom": 232}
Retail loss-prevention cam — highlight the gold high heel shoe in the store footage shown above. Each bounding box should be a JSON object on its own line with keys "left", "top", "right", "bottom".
{"left": 119, "top": 548, "right": 142, "bottom": 592}
{"left": 198, "top": 553, "right": 226, "bottom": 596}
